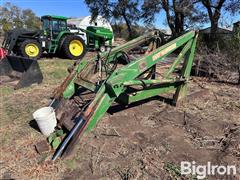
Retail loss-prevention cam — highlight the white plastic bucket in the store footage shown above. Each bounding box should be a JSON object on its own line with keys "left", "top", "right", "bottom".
{"left": 33, "top": 107, "right": 57, "bottom": 136}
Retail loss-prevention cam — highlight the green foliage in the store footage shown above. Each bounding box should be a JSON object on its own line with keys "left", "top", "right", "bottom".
{"left": 65, "top": 159, "right": 77, "bottom": 170}
{"left": 0, "top": 86, "right": 14, "bottom": 96}
{"left": 56, "top": 129, "right": 64, "bottom": 136}
{"left": 165, "top": 162, "right": 198, "bottom": 180}
{"left": 112, "top": 23, "right": 149, "bottom": 40}
{"left": 0, "top": 2, "right": 41, "bottom": 32}
{"left": 48, "top": 133, "right": 57, "bottom": 144}
{"left": 142, "top": 0, "right": 208, "bottom": 36}
{"left": 164, "top": 162, "right": 182, "bottom": 177}
{"left": 225, "top": 30, "right": 240, "bottom": 72}
{"left": 197, "top": 30, "right": 240, "bottom": 84}
{"left": 52, "top": 137, "right": 62, "bottom": 150}
{"left": 22, "top": 9, "right": 41, "bottom": 29}
{"left": 48, "top": 129, "right": 66, "bottom": 150}
{"left": 214, "top": 29, "right": 240, "bottom": 65}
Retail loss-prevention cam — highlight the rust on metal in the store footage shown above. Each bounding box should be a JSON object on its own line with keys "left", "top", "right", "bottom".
{"left": 35, "top": 140, "right": 50, "bottom": 154}
{"left": 139, "top": 61, "right": 147, "bottom": 72}
{"left": 152, "top": 43, "right": 176, "bottom": 61}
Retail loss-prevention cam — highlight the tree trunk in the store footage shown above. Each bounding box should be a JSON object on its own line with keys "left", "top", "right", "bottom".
{"left": 168, "top": 21, "right": 176, "bottom": 37}
{"left": 172, "top": 0, "right": 185, "bottom": 36}
{"left": 174, "top": 13, "right": 184, "bottom": 35}
{"left": 122, "top": 12, "right": 133, "bottom": 39}
{"left": 180, "top": 13, "right": 184, "bottom": 32}
{"left": 209, "top": 19, "right": 219, "bottom": 41}
{"left": 201, "top": 0, "right": 226, "bottom": 35}
{"left": 174, "top": 13, "right": 180, "bottom": 34}
{"left": 238, "top": 64, "right": 240, "bottom": 85}
{"left": 165, "top": 13, "right": 176, "bottom": 35}
{"left": 210, "top": 11, "right": 221, "bottom": 35}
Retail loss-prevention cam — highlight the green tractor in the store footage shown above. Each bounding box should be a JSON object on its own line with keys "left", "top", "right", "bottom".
{"left": 1, "top": 15, "right": 87, "bottom": 60}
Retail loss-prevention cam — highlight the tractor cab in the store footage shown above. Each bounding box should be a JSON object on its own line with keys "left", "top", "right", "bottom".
{"left": 41, "top": 15, "right": 69, "bottom": 39}
{"left": 41, "top": 15, "right": 86, "bottom": 59}
{"left": 39, "top": 15, "right": 87, "bottom": 59}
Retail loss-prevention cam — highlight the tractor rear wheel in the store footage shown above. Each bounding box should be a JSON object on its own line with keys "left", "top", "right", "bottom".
{"left": 62, "top": 35, "right": 86, "bottom": 60}
{"left": 19, "top": 39, "right": 42, "bottom": 59}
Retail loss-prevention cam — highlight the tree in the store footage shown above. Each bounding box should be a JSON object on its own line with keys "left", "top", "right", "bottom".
{"left": 228, "top": 27, "right": 240, "bottom": 84}
{"left": 142, "top": 0, "right": 207, "bottom": 37}
{"left": 0, "top": 2, "right": 40, "bottom": 32}
{"left": 201, "top": 0, "right": 226, "bottom": 34}
{"left": 21, "top": 9, "right": 41, "bottom": 29}
{"left": 85, "top": 0, "right": 141, "bottom": 38}
{"left": 0, "top": 2, "right": 21, "bottom": 31}
{"left": 200, "top": 0, "right": 240, "bottom": 34}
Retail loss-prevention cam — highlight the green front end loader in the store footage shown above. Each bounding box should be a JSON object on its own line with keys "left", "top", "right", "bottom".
{"left": 33, "top": 30, "right": 198, "bottom": 160}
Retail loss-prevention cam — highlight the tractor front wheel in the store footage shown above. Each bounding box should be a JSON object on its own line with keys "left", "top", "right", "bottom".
{"left": 20, "top": 39, "right": 42, "bottom": 59}
{"left": 62, "top": 35, "right": 86, "bottom": 60}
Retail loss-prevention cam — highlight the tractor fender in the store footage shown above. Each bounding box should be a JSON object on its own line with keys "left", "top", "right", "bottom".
{"left": 56, "top": 31, "right": 72, "bottom": 52}
{"left": 58, "top": 35, "right": 68, "bottom": 53}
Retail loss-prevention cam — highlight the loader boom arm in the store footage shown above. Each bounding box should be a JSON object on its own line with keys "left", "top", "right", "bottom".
{"left": 51, "top": 30, "right": 198, "bottom": 160}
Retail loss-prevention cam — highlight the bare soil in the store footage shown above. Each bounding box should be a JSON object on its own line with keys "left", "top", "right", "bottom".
{"left": 0, "top": 55, "right": 239, "bottom": 179}
{"left": 63, "top": 77, "right": 239, "bottom": 180}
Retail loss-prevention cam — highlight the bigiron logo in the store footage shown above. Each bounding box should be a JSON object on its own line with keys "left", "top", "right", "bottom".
{"left": 180, "top": 161, "right": 238, "bottom": 179}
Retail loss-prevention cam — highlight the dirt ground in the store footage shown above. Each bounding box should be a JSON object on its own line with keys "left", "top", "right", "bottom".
{"left": 0, "top": 54, "right": 239, "bottom": 179}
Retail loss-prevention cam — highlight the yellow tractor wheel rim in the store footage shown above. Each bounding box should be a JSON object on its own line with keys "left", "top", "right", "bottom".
{"left": 69, "top": 40, "right": 83, "bottom": 57}
{"left": 25, "top": 43, "right": 39, "bottom": 57}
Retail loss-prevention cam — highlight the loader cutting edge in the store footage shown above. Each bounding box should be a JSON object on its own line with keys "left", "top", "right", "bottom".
{"left": 0, "top": 55, "right": 43, "bottom": 89}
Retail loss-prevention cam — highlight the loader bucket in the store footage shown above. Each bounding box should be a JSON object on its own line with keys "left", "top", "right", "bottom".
{"left": 0, "top": 55, "right": 43, "bottom": 89}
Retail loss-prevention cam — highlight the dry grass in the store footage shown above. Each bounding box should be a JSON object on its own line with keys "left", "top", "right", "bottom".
{"left": 0, "top": 59, "right": 73, "bottom": 179}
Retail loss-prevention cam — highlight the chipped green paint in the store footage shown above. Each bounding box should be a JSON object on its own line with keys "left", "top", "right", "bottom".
{"left": 52, "top": 31, "right": 198, "bottom": 156}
